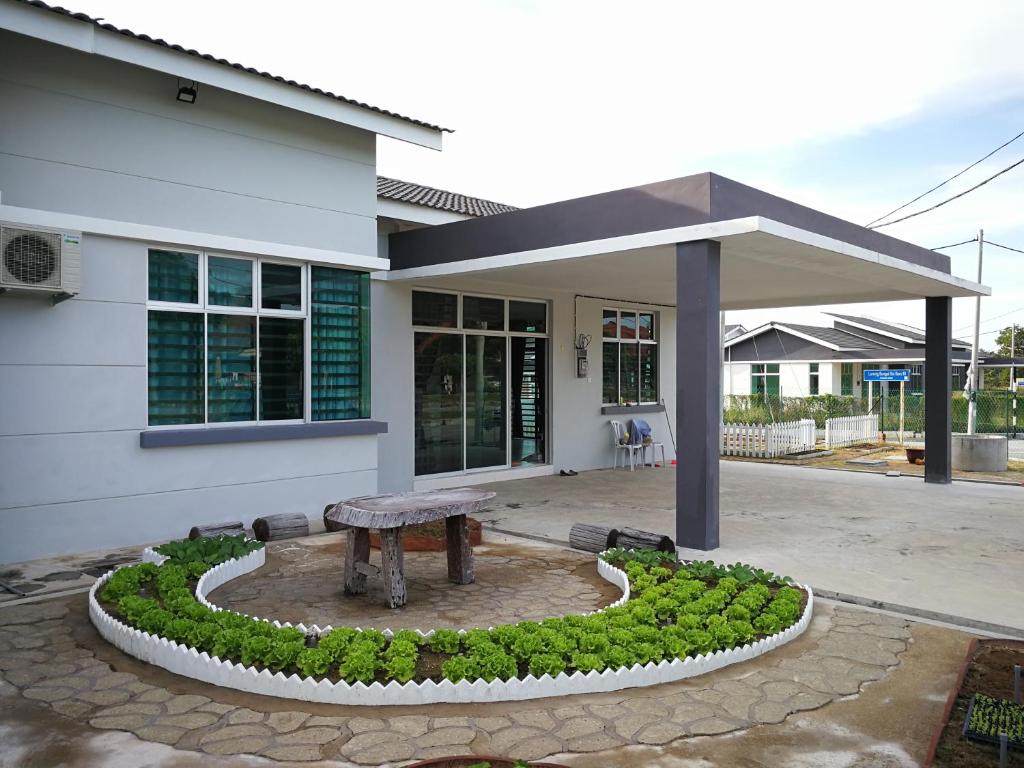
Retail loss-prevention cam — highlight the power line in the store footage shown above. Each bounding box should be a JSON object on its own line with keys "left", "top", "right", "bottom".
{"left": 869, "top": 155, "right": 1024, "bottom": 229}
{"left": 865, "top": 127, "right": 1024, "bottom": 228}
{"left": 954, "top": 304, "right": 1024, "bottom": 334}
{"left": 930, "top": 237, "right": 977, "bottom": 251}
{"left": 984, "top": 238, "right": 1024, "bottom": 256}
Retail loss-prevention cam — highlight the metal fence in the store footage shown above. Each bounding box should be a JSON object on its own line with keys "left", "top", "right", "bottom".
{"left": 721, "top": 419, "right": 816, "bottom": 458}
{"left": 825, "top": 414, "right": 879, "bottom": 448}
{"left": 723, "top": 392, "right": 1020, "bottom": 437}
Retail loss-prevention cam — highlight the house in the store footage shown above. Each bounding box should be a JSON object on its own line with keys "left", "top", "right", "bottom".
{"left": 723, "top": 313, "right": 1021, "bottom": 397}
{"left": 0, "top": 0, "right": 988, "bottom": 561}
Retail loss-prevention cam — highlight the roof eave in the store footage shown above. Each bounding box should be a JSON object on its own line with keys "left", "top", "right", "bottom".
{"left": 2, "top": 0, "right": 447, "bottom": 149}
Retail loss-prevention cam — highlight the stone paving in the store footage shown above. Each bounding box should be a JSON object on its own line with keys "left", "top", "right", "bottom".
{"left": 209, "top": 537, "right": 618, "bottom": 630}
{"left": 0, "top": 539, "right": 914, "bottom": 766}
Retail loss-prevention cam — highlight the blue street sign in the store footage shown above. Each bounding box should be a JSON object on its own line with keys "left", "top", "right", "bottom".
{"left": 863, "top": 368, "right": 911, "bottom": 382}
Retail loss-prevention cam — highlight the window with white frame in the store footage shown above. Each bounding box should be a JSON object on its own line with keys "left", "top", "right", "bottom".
{"left": 602, "top": 309, "right": 657, "bottom": 405}
{"left": 808, "top": 363, "right": 819, "bottom": 395}
{"left": 146, "top": 248, "right": 369, "bottom": 427}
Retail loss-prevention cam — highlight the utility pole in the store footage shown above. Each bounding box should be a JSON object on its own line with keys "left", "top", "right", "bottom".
{"left": 967, "top": 229, "right": 983, "bottom": 435}
{"left": 1012, "top": 322, "right": 1017, "bottom": 437}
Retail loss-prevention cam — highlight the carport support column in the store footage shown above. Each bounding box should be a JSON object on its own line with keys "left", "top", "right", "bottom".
{"left": 925, "top": 296, "right": 953, "bottom": 484}
{"left": 676, "top": 240, "right": 721, "bottom": 550}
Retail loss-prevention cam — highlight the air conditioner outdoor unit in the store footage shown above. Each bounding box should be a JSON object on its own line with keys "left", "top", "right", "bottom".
{"left": 0, "top": 222, "right": 81, "bottom": 301}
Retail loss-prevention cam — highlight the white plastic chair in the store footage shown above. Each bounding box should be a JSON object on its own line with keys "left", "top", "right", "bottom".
{"left": 610, "top": 420, "right": 645, "bottom": 471}
{"left": 643, "top": 439, "right": 668, "bottom": 468}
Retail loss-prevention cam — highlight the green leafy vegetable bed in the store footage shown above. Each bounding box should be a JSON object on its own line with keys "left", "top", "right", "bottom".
{"left": 98, "top": 544, "right": 805, "bottom": 687}
{"left": 153, "top": 534, "right": 263, "bottom": 565}
{"left": 965, "top": 693, "right": 1024, "bottom": 747}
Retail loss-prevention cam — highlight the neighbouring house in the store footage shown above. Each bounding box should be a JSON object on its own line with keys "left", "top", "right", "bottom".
{"left": 0, "top": 0, "right": 988, "bottom": 561}
{"left": 723, "top": 313, "right": 1023, "bottom": 398}
{"left": 723, "top": 324, "right": 747, "bottom": 343}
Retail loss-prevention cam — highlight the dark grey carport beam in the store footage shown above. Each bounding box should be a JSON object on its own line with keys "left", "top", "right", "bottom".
{"left": 388, "top": 172, "right": 952, "bottom": 274}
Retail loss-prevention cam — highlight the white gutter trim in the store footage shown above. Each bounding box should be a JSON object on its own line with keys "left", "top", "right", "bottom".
{"left": 377, "top": 218, "right": 762, "bottom": 280}
{"left": 0, "top": 1, "right": 444, "bottom": 150}
{"left": 377, "top": 199, "right": 473, "bottom": 227}
{"left": 0, "top": 203, "right": 388, "bottom": 271}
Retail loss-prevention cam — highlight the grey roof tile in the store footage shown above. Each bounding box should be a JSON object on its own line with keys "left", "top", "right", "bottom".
{"left": 828, "top": 313, "right": 972, "bottom": 347}
{"left": 16, "top": 0, "right": 450, "bottom": 133}
{"left": 377, "top": 176, "right": 519, "bottom": 217}
{"left": 779, "top": 323, "right": 890, "bottom": 349}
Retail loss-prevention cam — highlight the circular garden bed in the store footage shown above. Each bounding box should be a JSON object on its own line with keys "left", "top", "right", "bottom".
{"left": 89, "top": 535, "right": 812, "bottom": 705}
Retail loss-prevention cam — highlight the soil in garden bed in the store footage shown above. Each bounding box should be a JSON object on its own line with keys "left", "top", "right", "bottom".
{"left": 933, "top": 639, "right": 1024, "bottom": 767}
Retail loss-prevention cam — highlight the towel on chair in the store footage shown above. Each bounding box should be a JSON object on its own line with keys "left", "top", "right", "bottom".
{"left": 629, "top": 418, "right": 652, "bottom": 445}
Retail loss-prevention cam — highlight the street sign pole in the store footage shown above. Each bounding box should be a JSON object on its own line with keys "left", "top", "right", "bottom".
{"left": 899, "top": 380, "right": 905, "bottom": 445}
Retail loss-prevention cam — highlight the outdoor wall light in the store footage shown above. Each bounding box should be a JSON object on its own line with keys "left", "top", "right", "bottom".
{"left": 176, "top": 80, "right": 199, "bottom": 104}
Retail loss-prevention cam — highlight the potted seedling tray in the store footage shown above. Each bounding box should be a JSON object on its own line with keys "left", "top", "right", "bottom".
{"left": 962, "top": 693, "right": 1024, "bottom": 749}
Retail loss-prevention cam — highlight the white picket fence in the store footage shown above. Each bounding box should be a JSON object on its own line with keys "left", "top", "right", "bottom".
{"left": 720, "top": 419, "right": 816, "bottom": 458}
{"left": 825, "top": 414, "right": 879, "bottom": 448}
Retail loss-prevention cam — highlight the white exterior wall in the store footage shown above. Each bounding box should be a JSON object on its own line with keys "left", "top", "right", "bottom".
{"left": 0, "top": 33, "right": 382, "bottom": 562}
{"left": 371, "top": 282, "right": 678, "bottom": 493}
{"left": 724, "top": 362, "right": 752, "bottom": 396}
{"left": 0, "top": 31, "right": 377, "bottom": 254}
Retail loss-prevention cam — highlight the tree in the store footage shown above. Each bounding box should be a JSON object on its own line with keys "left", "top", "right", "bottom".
{"left": 982, "top": 324, "right": 1021, "bottom": 389}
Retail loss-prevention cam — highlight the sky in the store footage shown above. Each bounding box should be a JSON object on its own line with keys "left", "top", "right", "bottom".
{"left": 66, "top": 0, "right": 1024, "bottom": 351}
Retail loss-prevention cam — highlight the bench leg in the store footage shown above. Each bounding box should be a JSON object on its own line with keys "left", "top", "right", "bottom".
{"left": 446, "top": 514, "right": 475, "bottom": 585}
{"left": 379, "top": 527, "right": 407, "bottom": 609}
{"left": 343, "top": 528, "right": 370, "bottom": 595}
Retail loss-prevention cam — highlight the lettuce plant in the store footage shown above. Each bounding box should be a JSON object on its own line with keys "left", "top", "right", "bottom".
{"left": 297, "top": 648, "right": 332, "bottom": 678}
{"left": 428, "top": 628, "right": 461, "bottom": 654}
{"left": 384, "top": 654, "right": 417, "bottom": 683}
{"left": 527, "top": 653, "right": 566, "bottom": 678}
{"left": 340, "top": 646, "right": 379, "bottom": 684}
{"left": 441, "top": 655, "right": 479, "bottom": 683}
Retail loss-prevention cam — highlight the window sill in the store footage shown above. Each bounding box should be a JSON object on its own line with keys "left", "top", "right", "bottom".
{"left": 600, "top": 404, "right": 665, "bottom": 416}
{"left": 140, "top": 420, "right": 388, "bottom": 448}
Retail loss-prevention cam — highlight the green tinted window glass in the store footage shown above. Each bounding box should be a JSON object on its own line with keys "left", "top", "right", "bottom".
{"left": 207, "top": 314, "right": 256, "bottom": 422}
{"left": 261, "top": 263, "right": 302, "bottom": 311}
{"left": 259, "top": 318, "right": 304, "bottom": 420}
{"left": 208, "top": 256, "right": 253, "bottom": 307}
{"left": 311, "top": 267, "right": 369, "bottom": 421}
{"left": 148, "top": 310, "right": 204, "bottom": 425}
{"left": 149, "top": 250, "right": 199, "bottom": 303}
{"left": 412, "top": 291, "right": 457, "bottom": 328}
{"left": 620, "top": 343, "right": 639, "bottom": 403}
{"left": 640, "top": 345, "right": 657, "bottom": 402}
{"left": 603, "top": 343, "right": 618, "bottom": 403}
{"left": 463, "top": 296, "right": 504, "bottom": 331}
{"left": 509, "top": 301, "right": 546, "bottom": 333}
{"left": 841, "top": 362, "right": 854, "bottom": 396}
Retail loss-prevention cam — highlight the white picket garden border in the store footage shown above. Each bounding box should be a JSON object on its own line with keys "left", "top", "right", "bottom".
{"left": 93, "top": 548, "right": 813, "bottom": 705}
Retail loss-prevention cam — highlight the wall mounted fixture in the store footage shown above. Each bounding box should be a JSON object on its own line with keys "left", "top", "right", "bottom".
{"left": 176, "top": 80, "right": 198, "bottom": 104}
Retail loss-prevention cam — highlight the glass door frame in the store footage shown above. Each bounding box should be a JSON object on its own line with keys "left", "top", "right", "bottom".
{"left": 412, "top": 288, "right": 550, "bottom": 479}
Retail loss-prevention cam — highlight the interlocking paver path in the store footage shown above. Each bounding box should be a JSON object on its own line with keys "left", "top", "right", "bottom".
{"left": 0, "top": 537, "right": 913, "bottom": 765}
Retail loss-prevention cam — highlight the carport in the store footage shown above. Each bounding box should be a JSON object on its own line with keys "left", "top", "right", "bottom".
{"left": 383, "top": 172, "right": 989, "bottom": 550}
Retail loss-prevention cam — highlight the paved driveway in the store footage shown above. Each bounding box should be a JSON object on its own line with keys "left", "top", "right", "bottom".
{"left": 477, "top": 461, "right": 1024, "bottom": 633}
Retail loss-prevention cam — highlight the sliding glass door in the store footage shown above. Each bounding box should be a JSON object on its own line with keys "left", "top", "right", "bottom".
{"left": 413, "top": 291, "right": 548, "bottom": 477}
{"left": 466, "top": 335, "right": 507, "bottom": 470}
{"left": 414, "top": 332, "right": 463, "bottom": 476}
